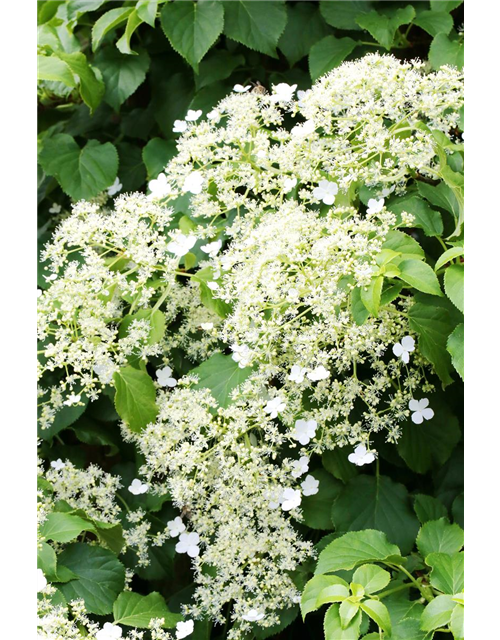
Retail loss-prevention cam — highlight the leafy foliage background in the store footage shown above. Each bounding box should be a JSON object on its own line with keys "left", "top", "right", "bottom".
{"left": 37, "top": 2, "right": 464, "bottom": 639}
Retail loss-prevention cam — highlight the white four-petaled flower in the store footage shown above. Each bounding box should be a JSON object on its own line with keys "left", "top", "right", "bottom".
{"left": 207, "top": 108, "right": 221, "bottom": 122}
{"left": 283, "top": 177, "right": 297, "bottom": 193}
{"left": 242, "top": 609, "right": 265, "bottom": 622}
{"left": 50, "top": 458, "right": 65, "bottom": 471}
{"left": 200, "top": 239, "right": 222, "bottom": 258}
{"left": 173, "top": 120, "right": 188, "bottom": 133}
{"left": 307, "top": 365, "right": 330, "bottom": 381}
{"left": 291, "top": 119, "right": 315, "bottom": 138}
{"left": 288, "top": 365, "right": 307, "bottom": 383}
{"left": 156, "top": 366, "right": 177, "bottom": 388}
{"left": 176, "top": 619, "right": 194, "bottom": 639}
{"left": 128, "top": 479, "right": 148, "bottom": 495}
{"left": 233, "top": 84, "right": 251, "bottom": 93}
{"left": 167, "top": 234, "right": 197, "bottom": 257}
{"left": 291, "top": 456, "right": 309, "bottom": 478}
{"left": 348, "top": 444, "right": 376, "bottom": 466}
{"left": 175, "top": 532, "right": 200, "bottom": 557}
{"left": 96, "top": 622, "right": 123, "bottom": 640}
{"left": 168, "top": 516, "right": 186, "bottom": 538}
{"left": 409, "top": 398, "right": 434, "bottom": 424}
{"left": 231, "top": 344, "right": 251, "bottom": 368}
{"left": 313, "top": 180, "right": 338, "bottom": 205}
{"left": 392, "top": 335, "right": 415, "bottom": 364}
{"left": 200, "top": 322, "right": 214, "bottom": 330}
{"left": 367, "top": 198, "right": 385, "bottom": 214}
{"left": 63, "top": 393, "right": 81, "bottom": 406}
{"left": 292, "top": 419, "right": 317, "bottom": 446}
{"left": 182, "top": 171, "right": 204, "bottom": 195}
{"left": 107, "top": 177, "right": 122, "bottom": 197}
{"left": 185, "top": 109, "right": 202, "bottom": 121}
{"left": 148, "top": 173, "right": 172, "bottom": 199}
{"left": 301, "top": 474, "right": 320, "bottom": 496}
{"left": 264, "top": 396, "right": 286, "bottom": 419}
{"left": 49, "top": 202, "right": 62, "bottom": 214}
{"left": 37, "top": 568, "right": 47, "bottom": 592}
{"left": 270, "top": 82, "right": 297, "bottom": 103}
{"left": 281, "top": 488, "right": 301, "bottom": 511}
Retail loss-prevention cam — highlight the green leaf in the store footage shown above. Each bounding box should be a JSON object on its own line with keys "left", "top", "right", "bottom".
{"left": 444, "top": 264, "right": 463, "bottom": 313}
{"left": 136, "top": 0, "right": 158, "bottom": 27}
{"left": 113, "top": 366, "right": 159, "bottom": 432}
{"left": 113, "top": 591, "right": 182, "bottom": 628}
{"left": 413, "top": 11, "right": 453, "bottom": 37}
{"left": 59, "top": 543, "right": 125, "bottom": 615}
{"left": 191, "top": 353, "right": 252, "bottom": 408}
{"left": 40, "top": 512, "right": 95, "bottom": 543}
{"left": 119, "top": 309, "right": 166, "bottom": 345}
{"left": 350, "top": 287, "right": 370, "bottom": 326}
{"left": 67, "top": 0, "right": 106, "bottom": 20}
{"left": 253, "top": 607, "right": 298, "bottom": 639}
{"left": 360, "top": 275, "right": 383, "bottom": 316}
{"left": 324, "top": 605, "right": 362, "bottom": 639}
{"left": 301, "top": 575, "right": 348, "bottom": 618}
{"left": 116, "top": 9, "right": 144, "bottom": 55}
{"left": 435, "top": 247, "right": 464, "bottom": 271}
{"left": 387, "top": 194, "right": 443, "bottom": 237}
{"left": 382, "top": 230, "right": 425, "bottom": 262}
{"left": 38, "top": 55, "right": 77, "bottom": 88}
{"left": 339, "top": 600, "right": 360, "bottom": 629}
{"left": 430, "top": 0, "right": 463, "bottom": 11}
{"left": 426, "top": 552, "right": 464, "bottom": 594}
{"left": 414, "top": 495, "right": 448, "bottom": 524}
{"left": 92, "top": 7, "right": 134, "bottom": 50}
{"left": 429, "top": 32, "right": 464, "bottom": 70}
{"left": 151, "top": 67, "right": 194, "bottom": 136}
{"left": 450, "top": 603, "right": 464, "bottom": 640}
{"left": 39, "top": 134, "right": 118, "bottom": 201}
{"left": 360, "top": 599, "right": 392, "bottom": 634}
{"left": 397, "top": 402, "right": 461, "bottom": 474}
{"left": 417, "top": 182, "right": 460, "bottom": 223}
{"left": 331, "top": 475, "right": 420, "bottom": 555}
{"left": 320, "top": 1, "right": 372, "bottom": 31}
{"left": 316, "top": 583, "right": 350, "bottom": 608}
{"left": 195, "top": 50, "right": 245, "bottom": 90}
{"left": 279, "top": 2, "right": 330, "bottom": 67}
{"left": 38, "top": 394, "right": 89, "bottom": 440}
{"left": 309, "top": 35, "right": 357, "bottom": 82}
{"left": 55, "top": 52, "right": 105, "bottom": 113}
{"left": 223, "top": 0, "right": 288, "bottom": 58}
{"left": 417, "top": 519, "right": 464, "bottom": 558}
{"left": 397, "top": 260, "right": 443, "bottom": 296}
{"left": 408, "top": 301, "right": 455, "bottom": 386}
{"left": 451, "top": 494, "right": 464, "bottom": 529}
{"left": 117, "top": 141, "right": 147, "bottom": 192}
{"left": 92, "top": 520, "right": 126, "bottom": 555}
{"left": 38, "top": 541, "right": 58, "bottom": 579}
{"left": 315, "top": 529, "right": 403, "bottom": 575}
{"left": 160, "top": 0, "right": 224, "bottom": 72}
{"left": 421, "top": 594, "right": 456, "bottom": 631}
{"left": 322, "top": 448, "right": 359, "bottom": 483}
{"left": 352, "top": 564, "right": 391, "bottom": 594}
{"left": 95, "top": 47, "right": 150, "bottom": 111}
{"left": 301, "top": 469, "right": 343, "bottom": 530}
{"left": 356, "top": 6, "right": 416, "bottom": 50}
{"left": 142, "top": 138, "right": 177, "bottom": 179}
{"left": 447, "top": 323, "right": 464, "bottom": 380}
{"left": 193, "top": 268, "right": 232, "bottom": 318}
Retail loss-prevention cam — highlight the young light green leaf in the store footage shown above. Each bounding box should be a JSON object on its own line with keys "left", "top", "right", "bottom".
{"left": 435, "top": 247, "right": 464, "bottom": 271}
{"left": 324, "top": 605, "right": 362, "bottom": 639}
{"left": 279, "top": 2, "right": 330, "bottom": 67}
{"left": 320, "top": 0, "right": 372, "bottom": 31}
{"left": 92, "top": 7, "right": 134, "bottom": 51}
{"left": 382, "top": 230, "right": 425, "bottom": 262}
{"left": 356, "top": 6, "right": 415, "bottom": 50}
{"left": 95, "top": 48, "right": 150, "bottom": 111}
{"left": 301, "top": 575, "right": 349, "bottom": 618}
{"left": 450, "top": 603, "right": 464, "bottom": 640}
{"left": 38, "top": 55, "right": 77, "bottom": 88}
{"left": 316, "top": 584, "right": 350, "bottom": 608}
{"left": 38, "top": 541, "right": 58, "bottom": 578}
{"left": 360, "top": 275, "right": 383, "bottom": 316}
{"left": 360, "top": 599, "right": 392, "bottom": 634}
{"left": 40, "top": 512, "right": 95, "bottom": 543}
{"left": 191, "top": 353, "right": 252, "bottom": 408}
{"left": 116, "top": 9, "right": 144, "bottom": 55}
{"left": 38, "top": 134, "right": 118, "bottom": 201}
{"left": 413, "top": 495, "right": 448, "bottom": 524}
{"left": 136, "top": 0, "right": 158, "bottom": 27}
{"left": 315, "top": 530, "right": 403, "bottom": 575}
{"left": 352, "top": 564, "right": 391, "bottom": 594}
{"left": 161, "top": 0, "right": 224, "bottom": 71}
{"left": 223, "top": 0, "right": 287, "bottom": 58}
{"left": 339, "top": 600, "right": 360, "bottom": 629}
{"left": 113, "top": 366, "right": 159, "bottom": 432}
{"left": 113, "top": 591, "right": 182, "bottom": 628}
{"left": 426, "top": 552, "right": 464, "bottom": 594}
{"left": 55, "top": 52, "right": 105, "bottom": 113}
{"left": 429, "top": 32, "right": 464, "bottom": 70}
{"left": 447, "top": 323, "right": 464, "bottom": 380}
{"left": 444, "top": 264, "right": 464, "bottom": 312}
{"left": 118, "top": 309, "right": 166, "bottom": 345}
{"left": 351, "top": 287, "right": 370, "bottom": 326}
{"left": 413, "top": 11, "right": 453, "bottom": 37}
{"left": 308, "top": 35, "right": 357, "bottom": 81}
{"left": 421, "top": 594, "right": 456, "bottom": 631}
{"left": 408, "top": 302, "right": 455, "bottom": 386}
{"left": 59, "top": 543, "right": 125, "bottom": 615}
{"left": 397, "top": 260, "right": 443, "bottom": 296}
{"left": 331, "top": 475, "right": 419, "bottom": 555}
{"left": 416, "top": 518, "right": 464, "bottom": 558}
{"left": 430, "top": 0, "right": 463, "bottom": 11}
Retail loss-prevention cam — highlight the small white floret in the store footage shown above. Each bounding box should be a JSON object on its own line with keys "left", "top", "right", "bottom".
{"left": 50, "top": 458, "right": 65, "bottom": 471}
{"left": 292, "top": 419, "right": 317, "bottom": 446}
{"left": 409, "top": 398, "right": 434, "bottom": 424}
{"left": 128, "top": 479, "right": 148, "bottom": 495}
{"left": 182, "top": 171, "right": 204, "bottom": 195}
{"left": 242, "top": 608, "right": 265, "bottom": 622}
{"left": 167, "top": 233, "right": 197, "bottom": 257}
{"left": 175, "top": 532, "right": 200, "bottom": 558}
{"left": 367, "top": 198, "right": 385, "bottom": 214}
{"left": 63, "top": 393, "right": 81, "bottom": 406}
{"left": 107, "top": 177, "right": 122, "bottom": 197}
{"left": 392, "top": 335, "right": 415, "bottom": 364}
{"left": 168, "top": 516, "right": 186, "bottom": 538}
{"left": 185, "top": 109, "right": 202, "bottom": 122}
{"left": 312, "top": 179, "right": 338, "bottom": 205}
{"left": 148, "top": 173, "right": 172, "bottom": 199}
{"left": 200, "top": 239, "right": 222, "bottom": 258}
{"left": 96, "top": 622, "right": 123, "bottom": 640}
{"left": 291, "top": 456, "right": 309, "bottom": 478}
{"left": 301, "top": 474, "right": 320, "bottom": 496}
{"left": 281, "top": 488, "right": 301, "bottom": 511}
{"left": 288, "top": 365, "right": 307, "bottom": 383}
{"left": 176, "top": 619, "right": 194, "bottom": 639}
{"left": 270, "top": 82, "right": 297, "bottom": 103}
{"left": 348, "top": 444, "right": 376, "bottom": 466}
{"left": 156, "top": 366, "right": 177, "bottom": 388}
{"left": 264, "top": 396, "right": 286, "bottom": 419}
{"left": 173, "top": 120, "right": 188, "bottom": 133}
{"left": 307, "top": 365, "right": 330, "bottom": 381}
{"left": 233, "top": 84, "right": 250, "bottom": 93}
{"left": 37, "top": 568, "right": 47, "bottom": 592}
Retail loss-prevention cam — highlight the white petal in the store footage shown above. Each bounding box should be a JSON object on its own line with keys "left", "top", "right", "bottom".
{"left": 422, "top": 408, "right": 434, "bottom": 420}
{"left": 408, "top": 399, "right": 420, "bottom": 411}
{"left": 401, "top": 351, "right": 410, "bottom": 364}
{"left": 411, "top": 412, "right": 424, "bottom": 424}
{"left": 418, "top": 398, "right": 429, "bottom": 409}
{"left": 392, "top": 343, "right": 403, "bottom": 357}
{"left": 401, "top": 336, "right": 415, "bottom": 351}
